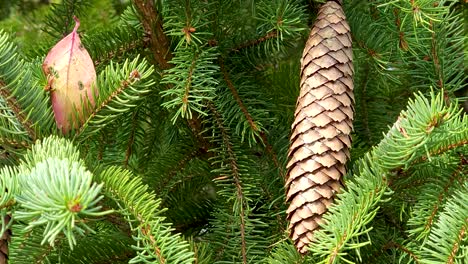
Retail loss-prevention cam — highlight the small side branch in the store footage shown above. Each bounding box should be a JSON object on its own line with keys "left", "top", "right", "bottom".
{"left": 0, "top": 81, "right": 36, "bottom": 141}
{"left": 219, "top": 59, "right": 257, "bottom": 132}
{"left": 448, "top": 224, "right": 466, "bottom": 264}
{"left": 157, "top": 149, "right": 201, "bottom": 194}
{"left": 123, "top": 109, "right": 139, "bottom": 168}
{"left": 219, "top": 59, "right": 285, "bottom": 177}
{"left": 383, "top": 241, "right": 420, "bottom": 263}
{"left": 231, "top": 31, "right": 278, "bottom": 53}
{"left": 209, "top": 103, "right": 248, "bottom": 264}
{"left": 94, "top": 39, "right": 146, "bottom": 67}
{"left": 429, "top": 21, "right": 443, "bottom": 89}
{"left": 416, "top": 139, "right": 468, "bottom": 165}
{"left": 76, "top": 74, "right": 135, "bottom": 137}
{"left": 425, "top": 156, "right": 465, "bottom": 232}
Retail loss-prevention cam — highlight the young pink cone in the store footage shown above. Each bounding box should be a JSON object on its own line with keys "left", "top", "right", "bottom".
{"left": 42, "top": 16, "right": 96, "bottom": 134}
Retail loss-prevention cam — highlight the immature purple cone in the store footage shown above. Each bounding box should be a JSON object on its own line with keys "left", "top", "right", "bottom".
{"left": 286, "top": 0, "right": 354, "bottom": 254}
{"left": 42, "top": 16, "right": 96, "bottom": 134}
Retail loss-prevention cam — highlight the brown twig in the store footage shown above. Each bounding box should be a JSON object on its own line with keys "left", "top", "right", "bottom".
{"left": 132, "top": 0, "right": 173, "bottom": 70}
{"left": 381, "top": 241, "right": 420, "bottom": 263}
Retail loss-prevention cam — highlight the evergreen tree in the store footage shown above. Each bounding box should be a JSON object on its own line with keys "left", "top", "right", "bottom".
{"left": 0, "top": 0, "right": 466, "bottom": 263}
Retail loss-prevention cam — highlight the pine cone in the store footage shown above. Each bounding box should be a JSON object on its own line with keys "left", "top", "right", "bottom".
{"left": 286, "top": 0, "right": 354, "bottom": 254}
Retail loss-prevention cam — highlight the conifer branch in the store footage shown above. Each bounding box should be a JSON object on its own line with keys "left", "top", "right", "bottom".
{"left": 132, "top": 1, "right": 214, "bottom": 155}
{"left": 75, "top": 57, "right": 154, "bottom": 140}
{"left": 183, "top": 53, "right": 200, "bottom": 106}
{"left": 131, "top": 0, "right": 213, "bottom": 155}
{"left": 123, "top": 109, "right": 139, "bottom": 168}
{"left": 383, "top": 241, "right": 420, "bottom": 263}
{"left": 77, "top": 80, "right": 130, "bottom": 137}
{"left": 0, "top": 138, "right": 30, "bottom": 149}
{"left": 132, "top": 0, "right": 173, "bottom": 69}
{"left": 429, "top": 21, "right": 443, "bottom": 89}
{"left": 157, "top": 148, "right": 200, "bottom": 193}
{"left": 358, "top": 65, "right": 372, "bottom": 143}
{"left": 311, "top": 91, "right": 463, "bottom": 262}
{"left": 219, "top": 60, "right": 258, "bottom": 132}
{"left": 424, "top": 159, "right": 465, "bottom": 233}
{"left": 448, "top": 224, "right": 466, "bottom": 264}
{"left": 94, "top": 39, "right": 146, "bottom": 67}
{"left": 231, "top": 31, "right": 278, "bottom": 53}
{"left": 209, "top": 103, "right": 248, "bottom": 264}
{"left": 259, "top": 132, "right": 285, "bottom": 178}
{"left": 187, "top": 116, "right": 212, "bottom": 153}
{"left": 219, "top": 59, "right": 284, "bottom": 176}
{"left": 9, "top": 227, "right": 57, "bottom": 263}
{"left": 0, "top": 81, "right": 36, "bottom": 141}
{"left": 98, "top": 166, "right": 195, "bottom": 263}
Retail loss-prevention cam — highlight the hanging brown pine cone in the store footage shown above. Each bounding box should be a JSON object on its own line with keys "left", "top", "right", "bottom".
{"left": 286, "top": 0, "right": 354, "bottom": 254}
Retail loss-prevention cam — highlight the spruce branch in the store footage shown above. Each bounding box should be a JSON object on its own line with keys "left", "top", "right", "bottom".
{"left": 206, "top": 102, "right": 269, "bottom": 263}
{"left": 429, "top": 20, "right": 443, "bottom": 89}
{"left": 9, "top": 225, "right": 56, "bottom": 264}
{"left": 97, "top": 166, "right": 195, "bottom": 263}
{"left": 14, "top": 155, "right": 111, "bottom": 249}
{"left": 420, "top": 183, "right": 468, "bottom": 263}
{"left": 414, "top": 139, "right": 468, "bottom": 165}
{"left": 209, "top": 103, "right": 248, "bottom": 264}
{"left": 84, "top": 25, "right": 146, "bottom": 68}
{"left": 231, "top": 31, "right": 278, "bottom": 53}
{"left": 0, "top": 31, "right": 54, "bottom": 142}
{"left": 156, "top": 148, "right": 201, "bottom": 194}
{"left": 219, "top": 58, "right": 284, "bottom": 176}
{"left": 123, "top": 108, "right": 139, "bottom": 168}
{"left": 424, "top": 164, "right": 465, "bottom": 235}
{"left": 161, "top": 46, "right": 219, "bottom": 122}
{"left": 75, "top": 56, "right": 155, "bottom": 140}
{"left": 132, "top": 0, "right": 173, "bottom": 69}
{"left": 131, "top": 1, "right": 215, "bottom": 154}
{"left": 219, "top": 59, "right": 259, "bottom": 134}
{"left": 163, "top": 0, "right": 214, "bottom": 50}
{"left": 0, "top": 81, "right": 36, "bottom": 141}
{"left": 399, "top": 154, "right": 466, "bottom": 248}
{"left": 310, "top": 91, "right": 466, "bottom": 263}
{"left": 43, "top": 0, "right": 91, "bottom": 39}
{"left": 382, "top": 241, "right": 420, "bottom": 263}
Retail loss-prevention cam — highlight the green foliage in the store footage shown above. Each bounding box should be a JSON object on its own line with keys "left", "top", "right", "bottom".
{"left": 15, "top": 157, "right": 107, "bottom": 247}
{"left": 161, "top": 46, "right": 219, "bottom": 122}
{"left": 0, "top": 0, "right": 466, "bottom": 263}
{"left": 0, "top": 30, "right": 54, "bottom": 147}
{"left": 97, "top": 166, "right": 195, "bottom": 263}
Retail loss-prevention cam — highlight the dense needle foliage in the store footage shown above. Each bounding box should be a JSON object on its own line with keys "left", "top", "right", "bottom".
{"left": 0, "top": 0, "right": 466, "bottom": 263}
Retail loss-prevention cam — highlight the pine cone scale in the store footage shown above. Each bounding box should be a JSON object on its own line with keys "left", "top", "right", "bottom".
{"left": 286, "top": 0, "right": 354, "bottom": 254}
